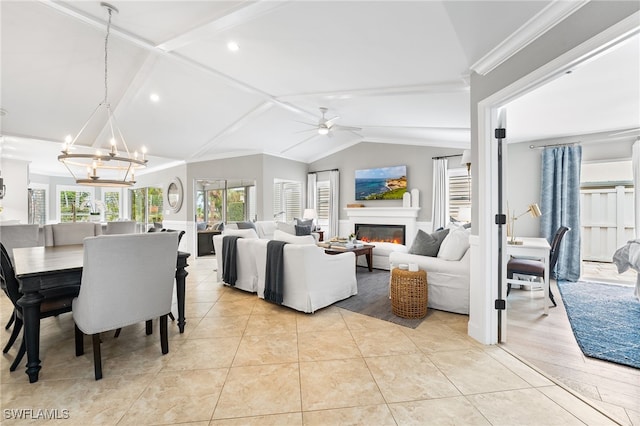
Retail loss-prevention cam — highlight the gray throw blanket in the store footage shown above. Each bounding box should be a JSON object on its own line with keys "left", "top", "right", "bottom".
{"left": 264, "top": 240, "right": 287, "bottom": 304}
{"left": 612, "top": 239, "right": 640, "bottom": 301}
{"left": 222, "top": 235, "right": 241, "bottom": 286}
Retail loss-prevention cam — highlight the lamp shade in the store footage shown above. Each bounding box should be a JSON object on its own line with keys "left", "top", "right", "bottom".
{"left": 528, "top": 203, "right": 542, "bottom": 218}
{"left": 302, "top": 209, "right": 318, "bottom": 220}
{"left": 460, "top": 150, "right": 471, "bottom": 166}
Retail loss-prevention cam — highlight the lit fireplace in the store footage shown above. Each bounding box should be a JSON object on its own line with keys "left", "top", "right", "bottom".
{"left": 354, "top": 224, "right": 405, "bottom": 245}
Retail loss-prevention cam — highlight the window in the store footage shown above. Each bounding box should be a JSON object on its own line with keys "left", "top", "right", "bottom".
{"left": 449, "top": 168, "right": 471, "bottom": 220}
{"left": 129, "top": 187, "right": 163, "bottom": 226}
{"left": 56, "top": 186, "right": 95, "bottom": 222}
{"left": 316, "top": 180, "right": 330, "bottom": 227}
{"left": 28, "top": 184, "right": 48, "bottom": 225}
{"left": 102, "top": 189, "right": 121, "bottom": 222}
{"left": 273, "top": 179, "right": 302, "bottom": 221}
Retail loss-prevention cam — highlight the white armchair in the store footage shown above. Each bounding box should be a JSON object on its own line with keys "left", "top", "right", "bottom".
{"left": 213, "top": 228, "right": 260, "bottom": 292}
{"left": 72, "top": 232, "right": 179, "bottom": 380}
{"left": 254, "top": 243, "right": 357, "bottom": 313}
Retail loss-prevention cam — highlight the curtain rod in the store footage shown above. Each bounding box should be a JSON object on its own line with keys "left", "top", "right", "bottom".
{"left": 432, "top": 153, "right": 463, "bottom": 160}
{"left": 308, "top": 168, "right": 339, "bottom": 174}
{"left": 529, "top": 142, "right": 580, "bottom": 149}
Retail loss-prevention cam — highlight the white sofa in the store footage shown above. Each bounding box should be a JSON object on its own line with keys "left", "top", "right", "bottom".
{"left": 214, "top": 229, "right": 357, "bottom": 313}
{"left": 389, "top": 227, "right": 470, "bottom": 315}
{"left": 253, "top": 231, "right": 357, "bottom": 313}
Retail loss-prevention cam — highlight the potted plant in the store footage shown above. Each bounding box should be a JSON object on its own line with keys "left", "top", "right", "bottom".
{"left": 81, "top": 200, "right": 105, "bottom": 222}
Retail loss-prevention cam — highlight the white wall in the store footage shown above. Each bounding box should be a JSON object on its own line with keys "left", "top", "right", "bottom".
{"left": 0, "top": 158, "right": 30, "bottom": 223}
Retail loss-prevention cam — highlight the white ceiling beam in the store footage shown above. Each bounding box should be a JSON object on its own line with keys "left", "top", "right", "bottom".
{"left": 187, "top": 102, "right": 275, "bottom": 160}
{"left": 39, "top": 0, "right": 316, "bottom": 123}
{"left": 470, "top": 0, "right": 589, "bottom": 75}
{"left": 278, "top": 81, "right": 469, "bottom": 102}
{"left": 156, "top": 0, "right": 290, "bottom": 52}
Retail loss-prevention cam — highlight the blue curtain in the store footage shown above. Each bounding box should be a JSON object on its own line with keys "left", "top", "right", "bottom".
{"left": 540, "top": 146, "right": 582, "bottom": 281}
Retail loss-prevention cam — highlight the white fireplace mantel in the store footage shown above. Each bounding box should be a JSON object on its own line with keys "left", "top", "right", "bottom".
{"left": 345, "top": 207, "right": 419, "bottom": 219}
{"left": 345, "top": 207, "right": 420, "bottom": 246}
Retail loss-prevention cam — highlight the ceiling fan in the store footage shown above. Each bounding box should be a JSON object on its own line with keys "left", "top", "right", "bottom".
{"left": 297, "top": 107, "right": 361, "bottom": 136}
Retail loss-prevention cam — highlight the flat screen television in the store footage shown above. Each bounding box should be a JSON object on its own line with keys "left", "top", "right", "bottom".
{"left": 355, "top": 165, "right": 407, "bottom": 200}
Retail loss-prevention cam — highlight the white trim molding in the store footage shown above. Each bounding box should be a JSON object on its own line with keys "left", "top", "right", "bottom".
{"left": 471, "top": 1, "right": 589, "bottom": 75}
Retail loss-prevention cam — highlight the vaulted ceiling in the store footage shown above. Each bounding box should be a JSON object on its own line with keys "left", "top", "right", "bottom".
{"left": 1, "top": 1, "right": 638, "bottom": 177}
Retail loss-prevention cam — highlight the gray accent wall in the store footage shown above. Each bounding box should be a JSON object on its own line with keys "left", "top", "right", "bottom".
{"left": 309, "top": 142, "right": 464, "bottom": 222}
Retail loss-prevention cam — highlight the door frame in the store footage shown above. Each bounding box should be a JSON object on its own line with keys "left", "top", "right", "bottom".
{"left": 473, "top": 14, "right": 639, "bottom": 344}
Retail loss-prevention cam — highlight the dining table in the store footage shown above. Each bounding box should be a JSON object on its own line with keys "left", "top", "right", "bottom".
{"left": 11, "top": 244, "right": 190, "bottom": 383}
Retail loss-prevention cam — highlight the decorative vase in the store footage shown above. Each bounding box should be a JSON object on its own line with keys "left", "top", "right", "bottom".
{"left": 90, "top": 213, "right": 100, "bottom": 222}
{"left": 402, "top": 192, "right": 411, "bottom": 207}
{"left": 411, "top": 188, "right": 419, "bottom": 208}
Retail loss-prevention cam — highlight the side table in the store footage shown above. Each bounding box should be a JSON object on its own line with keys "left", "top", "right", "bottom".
{"left": 390, "top": 268, "right": 428, "bottom": 318}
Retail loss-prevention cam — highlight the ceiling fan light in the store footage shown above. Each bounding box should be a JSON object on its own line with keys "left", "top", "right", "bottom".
{"left": 318, "top": 127, "right": 329, "bottom": 135}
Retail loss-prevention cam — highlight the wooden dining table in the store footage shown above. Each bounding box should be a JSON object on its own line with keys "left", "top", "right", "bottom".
{"left": 11, "top": 244, "right": 190, "bottom": 383}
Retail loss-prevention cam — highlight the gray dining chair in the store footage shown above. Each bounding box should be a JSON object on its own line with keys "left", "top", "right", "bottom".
{"left": 0, "top": 224, "right": 41, "bottom": 332}
{"left": 44, "top": 222, "right": 102, "bottom": 246}
{"left": 104, "top": 221, "right": 137, "bottom": 235}
{"left": 72, "top": 232, "right": 178, "bottom": 380}
{"left": 1, "top": 243, "right": 74, "bottom": 372}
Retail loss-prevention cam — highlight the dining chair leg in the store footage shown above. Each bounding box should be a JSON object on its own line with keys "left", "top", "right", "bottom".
{"left": 114, "top": 328, "right": 121, "bottom": 338}
{"left": 145, "top": 320, "right": 153, "bottom": 335}
{"left": 4, "top": 310, "right": 15, "bottom": 330}
{"left": 92, "top": 333, "right": 102, "bottom": 380}
{"left": 9, "top": 338, "right": 26, "bottom": 372}
{"left": 75, "top": 324, "right": 84, "bottom": 356}
{"left": 160, "top": 314, "right": 168, "bottom": 355}
{"left": 3, "top": 316, "right": 22, "bottom": 353}
{"left": 168, "top": 312, "right": 175, "bottom": 321}
{"left": 549, "top": 288, "right": 557, "bottom": 307}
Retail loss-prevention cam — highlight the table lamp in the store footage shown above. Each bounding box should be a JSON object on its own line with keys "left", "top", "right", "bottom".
{"left": 303, "top": 208, "right": 318, "bottom": 230}
{"left": 509, "top": 203, "right": 541, "bottom": 245}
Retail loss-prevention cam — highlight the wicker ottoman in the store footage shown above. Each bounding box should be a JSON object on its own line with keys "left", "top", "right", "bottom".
{"left": 390, "top": 269, "right": 428, "bottom": 319}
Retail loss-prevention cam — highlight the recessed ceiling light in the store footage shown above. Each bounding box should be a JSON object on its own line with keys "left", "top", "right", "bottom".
{"left": 150, "top": 93, "right": 160, "bottom": 102}
{"left": 227, "top": 41, "right": 239, "bottom": 52}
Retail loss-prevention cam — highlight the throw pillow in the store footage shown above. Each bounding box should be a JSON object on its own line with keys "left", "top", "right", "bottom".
{"left": 295, "top": 224, "right": 312, "bottom": 236}
{"left": 236, "top": 221, "right": 256, "bottom": 230}
{"left": 409, "top": 228, "right": 450, "bottom": 257}
{"left": 276, "top": 221, "right": 296, "bottom": 235}
{"left": 437, "top": 227, "right": 470, "bottom": 261}
{"left": 294, "top": 218, "right": 314, "bottom": 227}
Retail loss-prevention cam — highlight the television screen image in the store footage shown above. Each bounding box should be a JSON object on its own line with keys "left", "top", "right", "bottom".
{"left": 355, "top": 165, "right": 407, "bottom": 200}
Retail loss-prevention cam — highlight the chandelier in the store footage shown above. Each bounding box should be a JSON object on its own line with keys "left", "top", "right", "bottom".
{"left": 58, "top": 2, "right": 147, "bottom": 187}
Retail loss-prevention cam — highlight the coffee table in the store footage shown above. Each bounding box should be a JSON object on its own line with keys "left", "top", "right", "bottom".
{"left": 321, "top": 243, "right": 375, "bottom": 271}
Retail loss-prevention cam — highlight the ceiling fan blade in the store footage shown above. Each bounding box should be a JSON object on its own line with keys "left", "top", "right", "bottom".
{"left": 334, "top": 125, "right": 362, "bottom": 131}
{"left": 325, "top": 116, "right": 340, "bottom": 125}
{"left": 294, "top": 120, "right": 317, "bottom": 127}
{"left": 294, "top": 128, "right": 316, "bottom": 134}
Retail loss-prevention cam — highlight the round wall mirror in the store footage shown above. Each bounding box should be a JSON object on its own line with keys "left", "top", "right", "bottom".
{"left": 167, "top": 178, "right": 183, "bottom": 213}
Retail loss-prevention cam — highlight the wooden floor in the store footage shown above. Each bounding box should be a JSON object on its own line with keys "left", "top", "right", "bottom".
{"left": 503, "top": 267, "right": 640, "bottom": 426}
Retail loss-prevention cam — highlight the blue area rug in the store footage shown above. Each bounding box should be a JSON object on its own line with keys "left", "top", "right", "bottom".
{"left": 557, "top": 280, "right": 640, "bottom": 369}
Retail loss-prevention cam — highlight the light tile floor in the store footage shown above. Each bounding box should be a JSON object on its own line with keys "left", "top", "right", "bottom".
{"left": 0, "top": 256, "right": 623, "bottom": 425}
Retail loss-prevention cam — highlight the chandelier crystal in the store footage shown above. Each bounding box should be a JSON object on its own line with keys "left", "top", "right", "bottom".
{"left": 58, "top": 2, "right": 147, "bottom": 187}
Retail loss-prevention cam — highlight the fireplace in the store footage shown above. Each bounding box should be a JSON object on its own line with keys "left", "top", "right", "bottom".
{"left": 355, "top": 224, "right": 405, "bottom": 245}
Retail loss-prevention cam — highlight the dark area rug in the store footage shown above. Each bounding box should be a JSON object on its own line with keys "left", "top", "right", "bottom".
{"left": 335, "top": 268, "right": 426, "bottom": 328}
{"left": 557, "top": 280, "right": 640, "bottom": 369}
